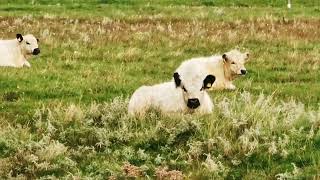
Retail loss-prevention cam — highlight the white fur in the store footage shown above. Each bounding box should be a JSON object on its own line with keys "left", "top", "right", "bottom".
{"left": 176, "top": 49, "right": 249, "bottom": 90}
{"left": 0, "top": 34, "right": 39, "bottom": 68}
{"left": 128, "top": 74, "right": 214, "bottom": 117}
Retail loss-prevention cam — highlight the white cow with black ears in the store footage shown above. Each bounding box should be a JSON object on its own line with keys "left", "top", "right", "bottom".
{"left": 175, "top": 49, "right": 250, "bottom": 90}
{"left": 128, "top": 71, "right": 216, "bottom": 117}
{"left": 0, "top": 34, "right": 40, "bottom": 68}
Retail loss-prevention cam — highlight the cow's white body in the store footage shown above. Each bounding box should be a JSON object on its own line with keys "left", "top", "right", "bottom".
{"left": 176, "top": 50, "right": 249, "bottom": 90}
{"left": 178, "top": 55, "right": 235, "bottom": 90}
{"left": 0, "top": 34, "right": 39, "bottom": 68}
{"left": 0, "top": 40, "right": 28, "bottom": 67}
{"left": 128, "top": 81, "right": 213, "bottom": 117}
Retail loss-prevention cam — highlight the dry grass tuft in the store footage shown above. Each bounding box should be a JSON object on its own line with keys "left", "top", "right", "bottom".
{"left": 155, "top": 167, "right": 183, "bottom": 180}
{"left": 122, "top": 162, "right": 143, "bottom": 177}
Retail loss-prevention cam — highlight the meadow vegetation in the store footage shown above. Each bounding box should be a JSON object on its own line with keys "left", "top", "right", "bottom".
{"left": 0, "top": 0, "right": 320, "bottom": 179}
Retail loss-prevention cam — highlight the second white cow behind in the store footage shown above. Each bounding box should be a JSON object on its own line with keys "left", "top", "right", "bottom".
{"left": 175, "top": 49, "right": 249, "bottom": 90}
{"left": 0, "top": 34, "right": 40, "bottom": 68}
{"left": 128, "top": 72, "right": 215, "bottom": 117}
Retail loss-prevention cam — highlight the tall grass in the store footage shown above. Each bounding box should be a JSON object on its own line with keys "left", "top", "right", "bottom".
{"left": 1, "top": 93, "right": 319, "bottom": 178}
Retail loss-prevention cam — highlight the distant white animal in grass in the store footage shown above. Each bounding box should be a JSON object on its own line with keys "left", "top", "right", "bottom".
{"left": 0, "top": 34, "right": 40, "bottom": 68}
{"left": 287, "top": 0, "right": 291, "bottom": 9}
{"left": 175, "top": 49, "right": 249, "bottom": 90}
{"left": 128, "top": 72, "right": 216, "bottom": 117}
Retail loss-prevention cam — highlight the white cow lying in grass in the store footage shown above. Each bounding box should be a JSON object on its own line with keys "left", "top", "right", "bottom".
{"left": 0, "top": 34, "right": 40, "bottom": 68}
{"left": 128, "top": 72, "right": 216, "bottom": 117}
{"left": 175, "top": 49, "right": 249, "bottom": 90}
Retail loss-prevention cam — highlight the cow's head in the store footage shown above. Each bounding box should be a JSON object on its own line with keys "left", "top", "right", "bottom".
{"left": 16, "top": 34, "right": 40, "bottom": 56}
{"left": 174, "top": 72, "right": 215, "bottom": 109}
{"left": 222, "top": 49, "right": 249, "bottom": 76}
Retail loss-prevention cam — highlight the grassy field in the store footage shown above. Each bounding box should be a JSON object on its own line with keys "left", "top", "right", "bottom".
{"left": 0, "top": 0, "right": 320, "bottom": 179}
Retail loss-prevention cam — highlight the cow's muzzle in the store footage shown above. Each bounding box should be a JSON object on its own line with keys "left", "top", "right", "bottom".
{"left": 187, "top": 98, "right": 200, "bottom": 109}
{"left": 33, "top": 48, "right": 40, "bottom": 55}
{"left": 240, "top": 69, "right": 247, "bottom": 75}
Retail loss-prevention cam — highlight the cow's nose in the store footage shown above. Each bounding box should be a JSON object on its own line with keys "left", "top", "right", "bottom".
{"left": 241, "top": 69, "right": 247, "bottom": 75}
{"left": 33, "top": 48, "right": 40, "bottom": 55}
{"left": 187, "top": 98, "right": 200, "bottom": 109}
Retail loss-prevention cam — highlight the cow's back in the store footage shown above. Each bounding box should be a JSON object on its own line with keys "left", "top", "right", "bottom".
{"left": 0, "top": 39, "right": 21, "bottom": 67}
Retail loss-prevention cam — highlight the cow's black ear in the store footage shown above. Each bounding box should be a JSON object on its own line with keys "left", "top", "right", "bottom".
{"left": 222, "top": 53, "right": 229, "bottom": 63}
{"left": 173, "top": 72, "right": 181, "bottom": 87}
{"left": 245, "top": 52, "right": 249, "bottom": 61}
{"left": 203, "top": 75, "right": 215, "bottom": 89}
{"left": 16, "top": 34, "right": 23, "bottom": 42}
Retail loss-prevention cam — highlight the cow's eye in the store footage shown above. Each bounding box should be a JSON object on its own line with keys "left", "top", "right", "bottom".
{"left": 26, "top": 42, "right": 30, "bottom": 45}
{"left": 231, "top": 62, "right": 236, "bottom": 64}
{"left": 182, "top": 86, "right": 187, "bottom": 92}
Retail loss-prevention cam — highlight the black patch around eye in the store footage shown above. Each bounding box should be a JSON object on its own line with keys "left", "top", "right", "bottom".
{"left": 182, "top": 86, "right": 187, "bottom": 92}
